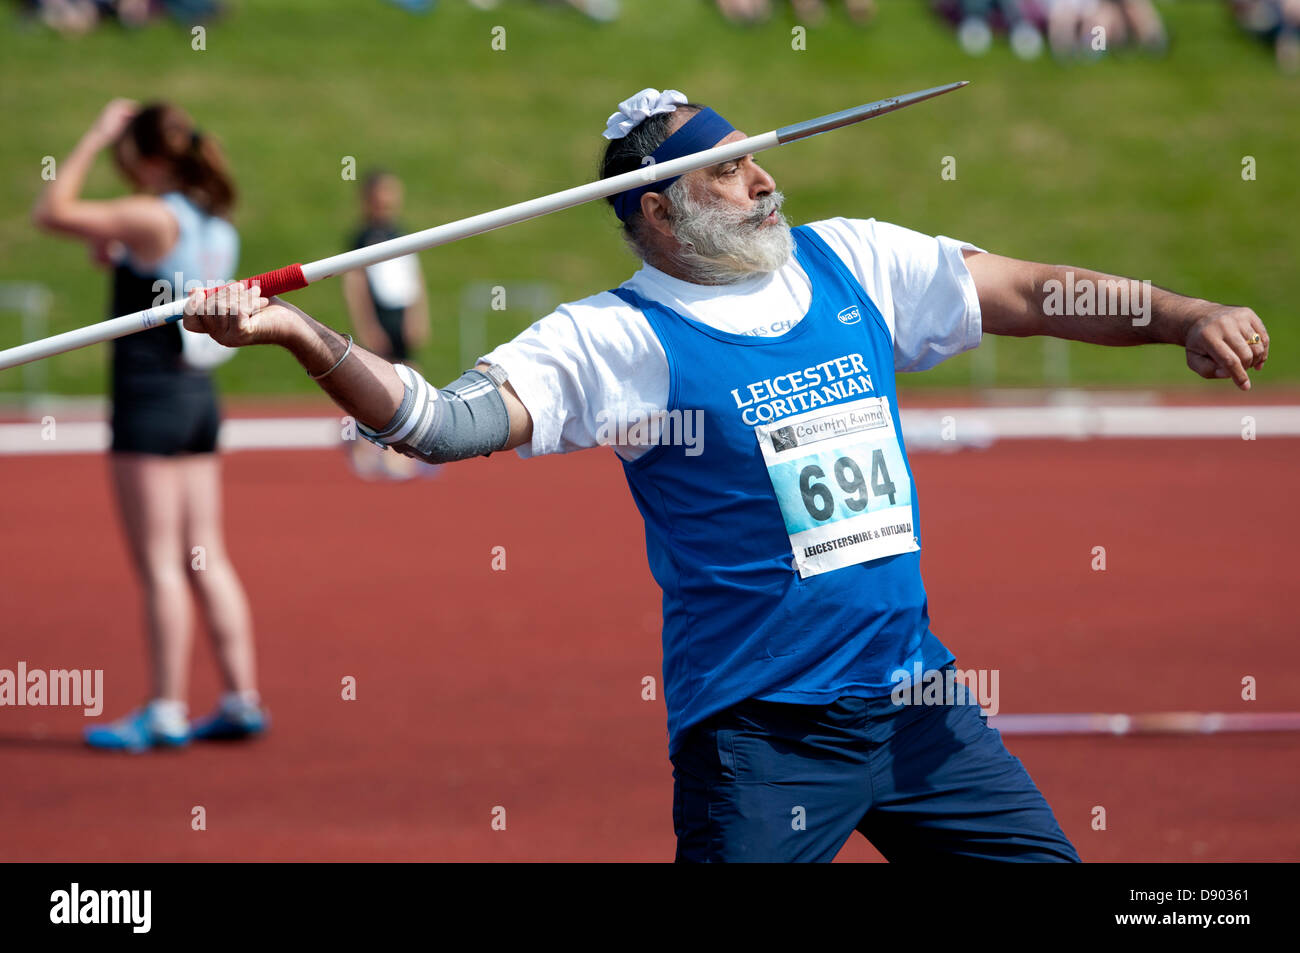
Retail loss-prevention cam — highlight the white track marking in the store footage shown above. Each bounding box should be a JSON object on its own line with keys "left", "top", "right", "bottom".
{"left": 991, "top": 711, "right": 1300, "bottom": 735}
{"left": 2, "top": 404, "right": 1299, "bottom": 456}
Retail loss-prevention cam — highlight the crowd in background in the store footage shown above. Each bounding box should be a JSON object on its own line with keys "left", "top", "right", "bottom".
{"left": 1228, "top": 0, "right": 1300, "bottom": 70}
{"left": 930, "top": 0, "right": 1297, "bottom": 71}
{"left": 16, "top": 0, "right": 1300, "bottom": 72}
{"left": 716, "top": 0, "right": 877, "bottom": 24}
{"left": 19, "top": 0, "right": 220, "bottom": 31}
{"left": 932, "top": 0, "right": 1166, "bottom": 60}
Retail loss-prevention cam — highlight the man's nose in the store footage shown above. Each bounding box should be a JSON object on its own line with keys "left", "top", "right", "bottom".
{"left": 750, "top": 163, "right": 776, "bottom": 199}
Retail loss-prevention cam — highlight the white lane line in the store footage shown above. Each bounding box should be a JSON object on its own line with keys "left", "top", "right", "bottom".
{"left": 2, "top": 406, "right": 1299, "bottom": 455}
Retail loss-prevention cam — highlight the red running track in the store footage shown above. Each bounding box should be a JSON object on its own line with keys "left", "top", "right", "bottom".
{"left": 1, "top": 435, "right": 1297, "bottom": 861}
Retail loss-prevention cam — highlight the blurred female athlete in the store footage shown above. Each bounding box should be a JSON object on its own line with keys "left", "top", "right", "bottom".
{"left": 33, "top": 99, "right": 268, "bottom": 750}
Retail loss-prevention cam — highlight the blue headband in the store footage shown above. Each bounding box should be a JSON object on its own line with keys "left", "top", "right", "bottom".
{"left": 612, "top": 107, "right": 735, "bottom": 223}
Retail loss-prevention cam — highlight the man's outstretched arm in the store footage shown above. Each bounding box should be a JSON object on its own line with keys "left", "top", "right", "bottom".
{"left": 182, "top": 282, "right": 534, "bottom": 456}
{"left": 963, "top": 250, "right": 1270, "bottom": 391}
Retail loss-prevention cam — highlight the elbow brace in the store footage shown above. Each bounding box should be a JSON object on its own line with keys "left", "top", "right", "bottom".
{"left": 358, "top": 362, "right": 511, "bottom": 463}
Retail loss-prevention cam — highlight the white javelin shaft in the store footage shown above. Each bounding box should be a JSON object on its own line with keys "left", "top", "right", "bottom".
{"left": 0, "top": 81, "right": 967, "bottom": 372}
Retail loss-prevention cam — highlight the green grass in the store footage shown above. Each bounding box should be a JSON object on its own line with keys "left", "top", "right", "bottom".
{"left": 1, "top": 0, "right": 1296, "bottom": 396}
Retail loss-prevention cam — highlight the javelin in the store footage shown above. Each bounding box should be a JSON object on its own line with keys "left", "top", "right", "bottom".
{"left": 0, "top": 81, "right": 968, "bottom": 372}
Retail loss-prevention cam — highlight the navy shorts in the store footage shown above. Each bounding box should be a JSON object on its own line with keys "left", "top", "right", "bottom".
{"left": 671, "top": 669, "right": 1080, "bottom": 863}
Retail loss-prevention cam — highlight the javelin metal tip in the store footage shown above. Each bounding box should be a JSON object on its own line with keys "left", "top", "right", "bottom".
{"left": 775, "top": 81, "right": 970, "bottom": 145}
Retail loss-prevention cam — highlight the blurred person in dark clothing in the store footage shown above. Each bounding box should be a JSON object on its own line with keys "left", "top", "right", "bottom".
{"left": 341, "top": 170, "right": 433, "bottom": 479}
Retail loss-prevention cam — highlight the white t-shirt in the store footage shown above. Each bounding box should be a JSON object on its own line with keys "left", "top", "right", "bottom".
{"left": 478, "top": 217, "right": 984, "bottom": 463}
{"left": 365, "top": 254, "right": 422, "bottom": 310}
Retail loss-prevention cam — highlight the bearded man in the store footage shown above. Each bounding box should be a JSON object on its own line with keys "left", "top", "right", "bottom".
{"left": 183, "top": 88, "right": 1269, "bottom": 862}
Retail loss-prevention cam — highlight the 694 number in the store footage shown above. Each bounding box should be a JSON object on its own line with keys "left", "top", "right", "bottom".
{"left": 798, "top": 450, "right": 896, "bottom": 522}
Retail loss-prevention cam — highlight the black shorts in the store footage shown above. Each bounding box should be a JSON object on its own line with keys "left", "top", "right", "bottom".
{"left": 374, "top": 305, "right": 409, "bottom": 362}
{"left": 111, "top": 373, "right": 221, "bottom": 456}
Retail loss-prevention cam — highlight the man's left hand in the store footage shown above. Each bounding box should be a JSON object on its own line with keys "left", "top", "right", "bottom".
{"left": 1184, "top": 306, "right": 1269, "bottom": 391}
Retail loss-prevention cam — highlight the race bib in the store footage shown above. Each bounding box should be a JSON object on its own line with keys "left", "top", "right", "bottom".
{"left": 755, "top": 395, "right": 918, "bottom": 579}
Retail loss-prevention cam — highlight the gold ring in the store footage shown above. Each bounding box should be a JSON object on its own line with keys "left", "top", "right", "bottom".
{"left": 1247, "top": 333, "right": 1262, "bottom": 345}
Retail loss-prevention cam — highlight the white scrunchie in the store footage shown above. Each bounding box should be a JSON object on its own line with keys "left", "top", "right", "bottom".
{"left": 603, "top": 88, "right": 688, "bottom": 140}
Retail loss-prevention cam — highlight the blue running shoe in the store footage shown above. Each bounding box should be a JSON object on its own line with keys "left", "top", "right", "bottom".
{"left": 190, "top": 697, "right": 269, "bottom": 741}
{"left": 84, "top": 705, "right": 190, "bottom": 753}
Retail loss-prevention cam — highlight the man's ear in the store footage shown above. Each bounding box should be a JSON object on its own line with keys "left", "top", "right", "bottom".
{"left": 640, "top": 191, "right": 674, "bottom": 240}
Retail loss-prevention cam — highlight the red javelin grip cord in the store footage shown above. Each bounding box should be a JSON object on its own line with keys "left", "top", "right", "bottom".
{"left": 200, "top": 263, "right": 308, "bottom": 301}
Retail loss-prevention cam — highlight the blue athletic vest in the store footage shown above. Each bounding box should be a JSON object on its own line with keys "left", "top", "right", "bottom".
{"left": 611, "top": 225, "right": 955, "bottom": 754}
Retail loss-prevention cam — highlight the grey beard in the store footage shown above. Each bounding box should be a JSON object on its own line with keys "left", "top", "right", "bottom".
{"left": 664, "top": 185, "right": 793, "bottom": 285}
